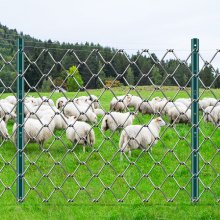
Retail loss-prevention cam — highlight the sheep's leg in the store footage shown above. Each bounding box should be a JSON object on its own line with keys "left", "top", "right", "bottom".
{"left": 128, "top": 148, "right": 131, "bottom": 157}
{"left": 83, "top": 145, "right": 86, "bottom": 153}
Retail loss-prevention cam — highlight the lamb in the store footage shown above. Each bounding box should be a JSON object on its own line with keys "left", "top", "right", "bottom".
{"left": 110, "top": 94, "right": 132, "bottom": 112}
{"left": 101, "top": 112, "right": 135, "bottom": 132}
{"left": 119, "top": 117, "right": 166, "bottom": 158}
{"left": 12, "top": 115, "right": 55, "bottom": 149}
{"left": 0, "top": 118, "right": 9, "bottom": 141}
{"left": 127, "top": 95, "right": 142, "bottom": 111}
{"left": 167, "top": 106, "right": 191, "bottom": 125}
{"left": 66, "top": 116, "right": 95, "bottom": 152}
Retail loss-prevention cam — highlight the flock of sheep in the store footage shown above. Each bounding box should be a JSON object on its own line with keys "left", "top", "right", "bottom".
{"left": 0, "top": 94, "right": 219, "bottom": 157}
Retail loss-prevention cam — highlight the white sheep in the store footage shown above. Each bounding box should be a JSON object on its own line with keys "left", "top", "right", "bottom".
{"left": 60, "top": 102, "right": 97, "bottom": 124}
{"left": 110, "top": 94, "right": 132, "bottom": 112}
{"left": 4, "top": 96, "right": 16, "bottom": 105}
{"left": 175, "top": 98, "right": 191, "bottom": 108}
{"left": 94, "top": 108, "right": 105, "bottom": 116}
{"left": 56, "top": 97, "right": 69, "bottom": 109}
{"left": 0, "top": 101, "right": 16, "bottom": 123}
{"left": 0, "top": 118, "right": 9, "bottom": 141}
{"left": 167, "top": 106, "right": 191, "bottom": 125}
{"left": 203, "top": 106, "right": 215, "bottom": 124}
{"left": 205, "top": 106, "right": 220, "bottom": 125}
{"left": 127, "top": 95, "right": 142, "bottom": 111}
{"left": 119, "top": 117, "right": 166, "bottom": 158}
{"left": 139, "top": 100, "right": 156, "bottom": 114}
{"left": 13, "top": 115, "right": 55, "bottom": 149}
{"left": 66, "top": 116, "right": 95, "bottom": 152}
{"left": 101, "top": 112, "right": 135, "bottom": 132}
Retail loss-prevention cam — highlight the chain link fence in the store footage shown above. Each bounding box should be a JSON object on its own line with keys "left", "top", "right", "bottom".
{"left": 0, "top": 37, "right": 220, "bottom": 203}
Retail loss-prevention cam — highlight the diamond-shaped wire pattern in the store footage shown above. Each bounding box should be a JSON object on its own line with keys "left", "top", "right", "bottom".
{"left": 1, "top": 39, "right": 220, "bottom": 203}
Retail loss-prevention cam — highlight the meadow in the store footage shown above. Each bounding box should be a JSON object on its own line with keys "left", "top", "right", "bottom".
{"left": 0, "top": 86, "right": 220, "bottom": 219}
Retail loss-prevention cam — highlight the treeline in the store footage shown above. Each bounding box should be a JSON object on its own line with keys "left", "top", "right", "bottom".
{"left": 0, "top": 23, "right": 219, "bottom": 92}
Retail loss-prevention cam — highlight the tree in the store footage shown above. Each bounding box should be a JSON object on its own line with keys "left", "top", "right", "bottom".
{"left": 97, "top": 62, "right": 106, "bottom": 88}
{"left": 126, "top": 67, "right": 135, "bottom": 86}
{"left": 199, "top": 66, "right": 214, "bottom": 88}
{"left": 41, "top": 79, "right": 51, "bottom": 92}
{"left": 151, "top": 66, "right": 162, "bottom": 85}
{"left": 67, "top": 66, "right": 84, "bottom": 92}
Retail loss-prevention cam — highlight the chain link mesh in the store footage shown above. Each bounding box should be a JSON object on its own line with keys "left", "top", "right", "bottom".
{"left": 0, "top": 39, "right": 220, "bottom": 203}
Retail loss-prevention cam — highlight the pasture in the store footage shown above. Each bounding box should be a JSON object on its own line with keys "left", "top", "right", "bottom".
{"left": 0, "top": 86, "right": 220, "bottom": 219}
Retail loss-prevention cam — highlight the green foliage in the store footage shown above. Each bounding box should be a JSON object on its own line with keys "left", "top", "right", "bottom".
{"left": 41, "top": 79, "right": 51, "bottom": 92}
{"left": 199, "top": 66, "right": 215, "bottom": 88}
{"left": 66, "top": 66, "right": 84, "bottom": 92}
{"left": 97, "top": 62, "right": 106, "bottom": 88}
{"left": 126, "top": 67, "right": 135, "bottom": 85}
{"left": 151, "top": 66, "right": 162, "bottom": 85}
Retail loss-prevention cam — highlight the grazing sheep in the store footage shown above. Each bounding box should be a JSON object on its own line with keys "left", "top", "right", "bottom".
{"left": 110, "top": 94, "right": 132, "bottom": 112}
{"left": 0, "top": 118, "right": 9, "bottom": 141}
{"left": 119, "top": 117, "right": 166, "bottom": 158}
{"left": 162, "top": 101, "right": 188, "bottom": 115}
{"left": 60, "top": 102, "right": 97, "bottom": 124}
{"left": 101, "top": 112, "right": 135, "bottom": 132}
{"left": 56, "top": 97, "right": 69, "bottom": 109}
{"left": 94, "top": 108, "right": 105, "bottom": 116}
{"left": 0, "top": 101, "right": 16, "bottom": 123}
{"left": 13, "top": 116, "right": 55, "bottom": 149}
{"left": 154, "top": 98, "right": 170, "bottom": 115}
{"left": 4, "top": 96, "right": 16, "bottom": 105}
{"left": 175, "top": 98, "right": 191, "bottom": 108}
{"left": 139, "top": 100, "right": 156, "bottom": 114}
{"left": 127, "top": 95, "right": 142, "bottom": 111}
{"left": 167, "top": 106, "right": 191, "bottom": 125}
{"left": 205, "top": 106, "right": 220, "bottom": 125}
{"left": 203, "top": 106, "right": 215, "bottom": 124}
{"left": 66, "top": 116, "right": 95, "bottom": 152}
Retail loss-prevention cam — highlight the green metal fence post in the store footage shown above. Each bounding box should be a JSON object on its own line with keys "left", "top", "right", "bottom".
{"left": 191, "top": 38, "right": 199, "bottom": 202}
{"left": 17, "top": 37, "right": 24, "bottom": 202}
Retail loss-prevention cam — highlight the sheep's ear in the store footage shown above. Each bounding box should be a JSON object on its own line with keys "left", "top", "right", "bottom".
{"left": 2, "top": 116, "right": 6, "bottom": 121}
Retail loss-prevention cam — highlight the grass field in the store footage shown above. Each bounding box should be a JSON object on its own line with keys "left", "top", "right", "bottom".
{"left": 0, "top": 86, "right": 220, "bottom": 219}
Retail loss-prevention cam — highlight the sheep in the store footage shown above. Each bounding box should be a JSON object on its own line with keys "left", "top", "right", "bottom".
{"left": 94, "top": 108, "right": 105, "bottom": 116}
{"left": 66, "top": 116, "right": 95, "bottom": 152}
{"left": 175, "top": 98, "right": 191, "bottom": 108}
{"left": 167, "top": 106, "right": 191, "bottom": 125}
{"left": 0, "top": 101, "right": 16, "bottom": 123}
{"left": 127, "top": 95, "right": 142, "bottom": 111}
{"left": 203, "top": 106, "right": 215, "bottom": 124}
{"left": 56, "top": 97, "right": 69, "bottom": 109}
{"left": 154, "top": 98, "right": 170, "bottom": 115}
{"left": 0, "top": 118, "right": 9, "bottom": 141}
{"left": 27, "top": 108, "right": 68, "bottom": 130}
{"left": 4, "top": 96, "right": 16, "bottom": 105}
{"left": 60, "top": 102, "right": 97, "bottom": 124}
{"left": 74, "top": 95, "right": 99, "bottom": 109}
{"left": 162, "top": 101, "right": 188, "bottom": 115}
{"left": 12, "top": 115, "right": 55, "bottom": 149}
{"left": 101, "top": 112, "right": 135, "bottom": 133}
{"left": 110, "top": 94, "right": 132, "bottom": 112}
{"left": 205, "top": 106, "right": 220, "bottom": 125}
{"left": 119, "top": 117, "right": 166, "bottom": 158}
{"left": 139, "top": 100, "right": 156, "bottom": 114}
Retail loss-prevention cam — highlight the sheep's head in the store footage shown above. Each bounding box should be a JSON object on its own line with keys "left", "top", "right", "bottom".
{"left": 155, "top": 117, "right": 166, "bottom": 127}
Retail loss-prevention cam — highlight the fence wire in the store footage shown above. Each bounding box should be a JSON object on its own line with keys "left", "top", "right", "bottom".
{"left": 0, "top": 38, "right": 220, "bottom": 203}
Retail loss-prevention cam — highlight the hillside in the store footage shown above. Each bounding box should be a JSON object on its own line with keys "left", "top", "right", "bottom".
{"left": 0, "top": 23, "right": 217, "bottom": 92}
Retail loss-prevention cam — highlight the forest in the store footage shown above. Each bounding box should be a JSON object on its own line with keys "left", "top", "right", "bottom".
{"left": 0, "top": 23, "right": 219, "bottom": 92}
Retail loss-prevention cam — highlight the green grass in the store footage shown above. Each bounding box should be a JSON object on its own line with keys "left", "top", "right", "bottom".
{"left": 1, "top": 85, "right": 220, "bottom": 219}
